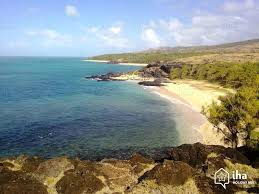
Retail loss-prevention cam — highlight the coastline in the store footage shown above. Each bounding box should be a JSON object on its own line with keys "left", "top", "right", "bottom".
{"left": 148, "top": 80, "right": 231, "bottom": 147}
{"left": 82, "top": 59, "right": 148, "bottom": 66}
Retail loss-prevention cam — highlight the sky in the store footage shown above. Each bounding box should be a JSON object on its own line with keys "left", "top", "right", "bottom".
{"left": 1, "top": 0, "right": 259, "bottom": 56}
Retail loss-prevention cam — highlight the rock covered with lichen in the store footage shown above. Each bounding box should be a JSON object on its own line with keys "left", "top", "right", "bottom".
{"left": 0, "top": 143, "right": 258, "bottom": 194}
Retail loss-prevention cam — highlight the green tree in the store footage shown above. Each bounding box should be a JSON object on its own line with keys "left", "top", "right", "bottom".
{"left": 170, "top": 68, "right": 182, "bottom": 79}
{"left": 204, "top": 87, "right": 258, "bottom": 148}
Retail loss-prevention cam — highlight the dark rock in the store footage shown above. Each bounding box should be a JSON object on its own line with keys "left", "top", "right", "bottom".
{"left": 160, "top": 64, "right": 172, "bottom": 74}
{"left": 139, "top": 61, "right": 185, "bottom": 78}
{"left": 168, "top": 143, "right": 250, "bottom": 168}
{"left": 139, "top": 66, "right": 168, "bottom": 78}
{"left": 129, "top": 153, "right": 154, "bottom": 165}
{"left": 22, "top": 156, "right": 44, "bottom": 173}
{"left": 129, "top": 153, "right": 155, "bottom": 175}
{"left": 0, "top": 168, "right": 48, "bottom": 194}
{"left": 85, "top": 72, "right": 124, "bottom": 81}
{"left": 146, "top": 63, "right": 161, "bottom": 68}
{"left": 56, "top": 171, "right": 104, "bottom": 194}
{"left": 139, "top": 160, "right": 193, "bottom": 186}
{"left": 33, "top": 157, "right": 74, "bottom": 183}
{"left": 1, "top": 162, "right": 14, "bottom": 169}
{"left": 107, "top": 60, "right": 119, "bottom": 64}
{"left": 205, "top": 155, "right": 228, "bottom": 177}
{"left": 138, "top": 79, "right": 164, "bottom": 86}
{"left": 193, "top": 172, "right": 240, "bottom": 194}
{"left": 56, "top": 160, "right": 104, "bottom": 194}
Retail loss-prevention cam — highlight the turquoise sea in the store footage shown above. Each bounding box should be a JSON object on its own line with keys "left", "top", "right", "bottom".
{"left": 0, "top": 57, "right": 200, "bottom": 160}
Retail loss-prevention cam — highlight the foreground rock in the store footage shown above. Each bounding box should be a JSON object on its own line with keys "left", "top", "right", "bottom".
{"left": 0, "top": 143, "right": 258, "bottom": 194}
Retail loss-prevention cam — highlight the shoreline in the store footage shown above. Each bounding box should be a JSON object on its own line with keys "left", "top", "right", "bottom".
{"left": 146, "top": 80, "right": 231, "bottom": 147}
{"left": 82, "top": 59, "right": 148, "bottom": 66}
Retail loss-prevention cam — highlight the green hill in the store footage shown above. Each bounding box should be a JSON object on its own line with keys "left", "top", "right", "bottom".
{"left": 88, "top": 39, "right": 259, "bottom": 64}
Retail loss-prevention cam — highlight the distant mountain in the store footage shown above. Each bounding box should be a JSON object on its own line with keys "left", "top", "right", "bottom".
{"left": 141, "top": 39, "right": 259, "bottom": 53}
{"left": 89, "top": 39, "right": 259, "bottom": 64}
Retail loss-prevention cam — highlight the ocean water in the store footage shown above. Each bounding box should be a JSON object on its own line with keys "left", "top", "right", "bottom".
{"left": 0, "top": 57, "right": 200, "bottom": 160}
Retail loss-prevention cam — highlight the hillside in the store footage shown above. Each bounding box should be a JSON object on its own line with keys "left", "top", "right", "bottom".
{"left": 89, "top": 39, "right": 259, "bottom": 64}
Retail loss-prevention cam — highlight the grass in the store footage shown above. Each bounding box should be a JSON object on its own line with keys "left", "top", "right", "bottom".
{"left": 88, "top": 39, "right": 259, "bottom": 64}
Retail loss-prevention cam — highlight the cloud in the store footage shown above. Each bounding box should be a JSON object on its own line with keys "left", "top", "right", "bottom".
{"left": 65, "top": 5, "right": 79, "bottom": 17}
{"left": 141, "top": 0, "right": 259, "bottom": 48}
{"left": 159, "top": 18, "right": 182, "bottom": 31}
{"left": 141, "top": 28, "right": 161, "bottom": 47}
{"left": 88, "top": 27, "right": 99, "bottom": 33}
{"left": 87, "top": 23, "right": 130, "bottom": 48}
{"left": 223, "top": 0, "right": 255, "bottom": 12}
{"left": 109, "top": 26, "right": 121, "bottom": 34}
{"left": 26, "top": 29, "right": 72, "bottom": 47}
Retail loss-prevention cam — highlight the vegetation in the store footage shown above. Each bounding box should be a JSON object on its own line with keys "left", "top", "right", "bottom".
{"left": 90, "top": 52, "right": 212, "bottom": 64}
{"left": 89, "top": 39, "right": 259, "bottom": 64}
{"left": 170, "top": 62, "right": 259, "bottom": 148}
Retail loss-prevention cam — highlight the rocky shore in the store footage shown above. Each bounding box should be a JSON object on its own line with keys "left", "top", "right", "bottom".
{"left": 0, "top": 143, "right": 258, "bottom": 194}
{"left": 85, "top": 61, "right": 184, "bottom": 86}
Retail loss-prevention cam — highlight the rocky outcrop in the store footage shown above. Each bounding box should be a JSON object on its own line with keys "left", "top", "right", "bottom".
{"left": 0, "top": 143, "right": 258, "bottom": 194}
{"left": 138, "top": 79, "right": 165, "bottom": 86}
{"left": 0, "top": 166, "right": 48, "bottom": 194}
{"left": 138, "top": 61, "right": 185, "bottom": 78}
{"left": 139, "top": 160, "right": 193, "bottom": 186}
{"left": 85, "top": 61, "right": 186, "bottom": 83}
{"left": 85, "top": 72, "right": 124, "bottom": 81}
{"left": 107, "top": 60, "right": 120, "bottom": 64}
{"left": 168, "top": 143, "right": 250, "bottom": 168}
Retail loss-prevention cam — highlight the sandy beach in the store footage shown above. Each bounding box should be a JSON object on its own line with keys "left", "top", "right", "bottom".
{"left": 152, "top": 80, "right": 233, "bottom": 147}
{"left": 82, "top": 59, "right": 148, "bottom": 66}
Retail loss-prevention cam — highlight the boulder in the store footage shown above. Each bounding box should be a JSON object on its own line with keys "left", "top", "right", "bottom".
{"left": 85, "top": 72, "right": 124, "bottom": 81}
{"left": 0, "top": 168, "right": 48, "bottom": 194}
{"left": 129, "top": 153, "right": 154, "bottom": 165}
{"left": 168, "top": 143, "right": 250, "bottom": 168}
{"left": 107, "top": 60, "right": 119, "bottom": 64}
{"left": 56, "top": 162, "right": 104, "bottom": 194}
{"left": 138, "top": 79, "right": 165, "bottom": 86}
{"left": 33, "top": 157, "right": 74, "bottom": 183}
{"left": 139, "top": 160, "right": 193, "bottom": 186}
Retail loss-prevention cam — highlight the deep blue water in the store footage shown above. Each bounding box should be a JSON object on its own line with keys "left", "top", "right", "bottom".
{"left": 0, "top": 57, "right": 198, "bottom": 160}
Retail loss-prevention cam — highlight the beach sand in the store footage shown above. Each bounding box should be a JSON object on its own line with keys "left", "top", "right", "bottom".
{"left": 152, "top": 80, "right": 233, "bottom": 147}
{"left": 82, "top": 59, "right": 148, "bottom": 66}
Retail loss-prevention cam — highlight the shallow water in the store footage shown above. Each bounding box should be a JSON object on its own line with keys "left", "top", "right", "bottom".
{"left": 0, "top": 57, "right": 200, "bottom": 159}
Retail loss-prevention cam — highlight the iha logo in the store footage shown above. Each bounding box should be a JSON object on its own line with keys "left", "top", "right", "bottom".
{"left": 214, "top": 168, "right": 229, "bottom": 189}
{"left": 214, "top": 168, "right": 252, "bottom": 189}
{"left": 232, "top": 170, "right": 247, "bottom": 180}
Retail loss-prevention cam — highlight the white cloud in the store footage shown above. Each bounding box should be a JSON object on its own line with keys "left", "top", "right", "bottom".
{"left": 223, "top": 0, "right": 255, "bottom": 12}
{"left": 159, "top": 18, "right": 182, "bottom": 31}
{"left": 26, "top": 29, "right": 72, "bottom": 47}
{"left": 141, "top": 28, "right": 161, "bottom": 47}
{"left": 88, "top": 27, "right": 99, "bottom": 33}
{"left": 65, "top": 5, "right": 79, "bottom": 17}
{"left": 141, "top": 0, "right": 259, "bottom": 48}
{"left": 109, "top": 26, "right": 121, "bottom": 34}
{"left": 87, "top": 23, "right": 130, "bottom": 48}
